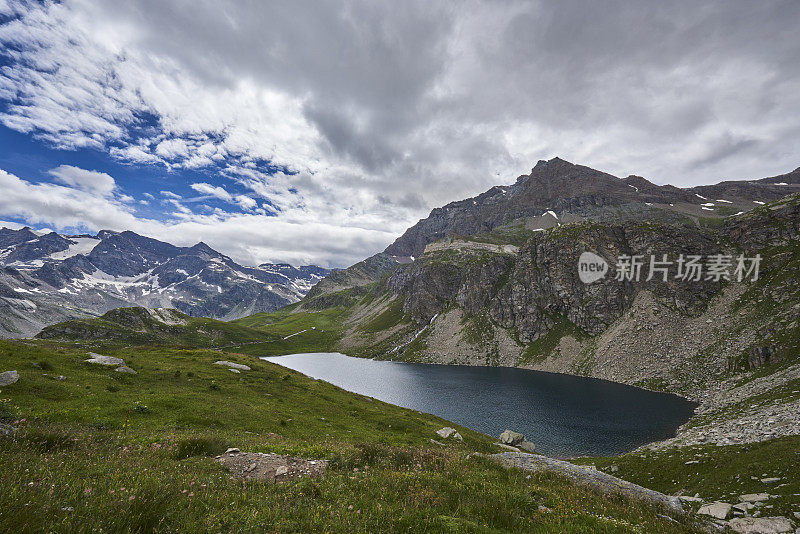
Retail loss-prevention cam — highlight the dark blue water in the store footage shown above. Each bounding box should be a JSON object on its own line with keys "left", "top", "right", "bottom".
{"left": 262, "top": 353, "right": 696, "bottom": 457}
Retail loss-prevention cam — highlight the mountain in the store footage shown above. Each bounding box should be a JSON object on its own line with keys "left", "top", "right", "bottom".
{"left": 0, "top": 228, "right": 329, "bottom": 338}
{"left": 385, "top": 157, "right": 800, "bottom": 258}
{"left": 242, "top": 158, "right": 800, "bottom": 449}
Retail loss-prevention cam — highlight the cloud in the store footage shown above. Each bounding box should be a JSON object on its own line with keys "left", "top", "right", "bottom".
{"left": 1, "top": 0, "right": 800, "bottom": 265}
{"left": 190, "top": 182, "right": 233, "bottom": 202}
{"left": 0, "top": 166, "right": 400, "bottom": 267}
{"left": 48, "top": 165, "right": 117, "bottom": 196}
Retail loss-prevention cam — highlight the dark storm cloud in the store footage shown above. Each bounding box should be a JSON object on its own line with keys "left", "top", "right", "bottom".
{"left": 1, "top": 0, "right": 799, "bottom": 265}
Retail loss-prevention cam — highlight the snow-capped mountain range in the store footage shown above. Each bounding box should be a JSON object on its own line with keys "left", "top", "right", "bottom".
{"left": 0, "top": 227, "right": 330, "bottom": 338}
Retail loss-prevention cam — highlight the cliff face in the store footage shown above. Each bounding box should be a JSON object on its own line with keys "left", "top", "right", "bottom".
{"left": 328, "top": 193, "right": 800, "bottom": 405}
{"left": 384, "top": 157, "right": 800, "bottom": 258}
{"left": 286, "top": 157, "right": 799, "bottom": 406}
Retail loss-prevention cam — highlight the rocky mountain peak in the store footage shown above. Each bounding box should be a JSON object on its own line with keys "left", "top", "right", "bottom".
{"left": 0, "top": 228, "right": 331, "bottom": 337}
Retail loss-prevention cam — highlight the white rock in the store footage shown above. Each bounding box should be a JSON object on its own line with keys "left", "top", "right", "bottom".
{"left": 0, "top": 370, "right": 19, "bottom": 386}
{"left": 214, "top": 361, "right": 251, "bottom": 371}
{"left": 698, "top": 502, "right": 732, "bottom": 520}
{"left": 114, "top": 366, "right": 137, "bottom": 374}
{"left": 761, "top": 478, "right": 781, "bottom": 484}
{"left": 225, "top": 448, "right": 240, "bottom": 454}
{"left": 740, "top": 493, "right": 771, "bottom": 503}
{"left": 436, "top": 427, "right": 461, "bottom": 440}
{"left": 728, "top": 516, "right": 794, "bottom": 533}
{"left": 85, "top": 353, "right": 125, "bottom": 366}
{"left": 229, "top": 369, "right": 241, "bottom": 374}
{"left": 275, "top": 466, "right": 288, "bottom": 476}
{"left": 680, "top": 496, "right": 704, "bottom": 503}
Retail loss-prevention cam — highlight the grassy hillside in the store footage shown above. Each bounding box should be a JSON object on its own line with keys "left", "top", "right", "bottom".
{"left": 0, "top": 339, "right": 708, "bottom": 532}
{"left": 574, "top": 437, "right": 800, "bottom": 519}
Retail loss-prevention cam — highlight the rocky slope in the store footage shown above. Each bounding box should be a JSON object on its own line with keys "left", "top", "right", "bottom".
{"left": 0, "top": 228, "right": 328, "bottom": 338}
{"left": 277, "top": 159, "right": 800, "bottom": 447}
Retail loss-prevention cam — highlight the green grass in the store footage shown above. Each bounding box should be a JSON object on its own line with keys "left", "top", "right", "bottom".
{"left": 0, "top": 338, "right": 710, "bottom": 532}
{"left": 517, "top": 315, "right": 587, "bottom": 366}
{"left": 231, "top": 306, "right": 348, "bottom": 355}
{"left": 359, "top": 296, "right": 408, "bottom": 334}
{"left": 574, "top": 436, "right": 800, "bottom": 519}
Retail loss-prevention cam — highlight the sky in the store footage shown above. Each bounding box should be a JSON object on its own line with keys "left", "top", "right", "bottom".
{"left": 0, "top": 0, "right": 799, "bottom": 268}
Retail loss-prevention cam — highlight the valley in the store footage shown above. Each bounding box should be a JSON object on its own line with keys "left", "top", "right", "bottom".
{"left": 2, "top": 158, "right": 799, "bottom": 532}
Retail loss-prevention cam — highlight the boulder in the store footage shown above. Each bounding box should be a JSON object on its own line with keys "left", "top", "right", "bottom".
{"left": 85, "top": 353, "right": 125, "bottom": 367}
{"left": 214, "top": 361, "right": 251, "bottom": 371}
{"left": 114, "top": 366, "right": 137, "bottom": 374}
{"left": 436, "top": 427, "right": 462, "bottom": 440}
{"left": 728, "top": 516, "right": 794, "bottom": 534}
{"left": 740, "top": 493, "right": 771, "bottom": 503}
{"left": 0, "top": 370, "right": 19, "bottom": 386}
{"left": 697, "top": 502, "right": 732, "bottom": 520}
{"left": 518, "top": 441, "right": 536, "bottom": 453}
{"left": 499, "top": 430, "right": 525, "bottom": 445}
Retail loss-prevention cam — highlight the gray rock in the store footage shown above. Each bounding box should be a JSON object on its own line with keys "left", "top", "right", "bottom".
{"left": 491, "top": 451, "right": 682, "bottom": 511}
{"left": 225, "top": 448, "right": 240, "bottom": 454}
{"left": 740, "top": 493, "right": 771, "bottom": 503}
{"left": 698, "top": 502, "right": 732, "bottom": 520}
{"left": 114, "top": 366, "right": 137, "bottom": 374}
{"left": 85, "top": 353, "right": 125, "bottom": 367}
{"left": 0, "top": 370, "right": 19, "bottom": 386}
{"left": 229, "top": 369, "right": 241, "bottom": 374}
{"left": 494, "top": 443, "right": 521, "bottom": 451}
{"left": 761, "top": 477, "right": 781, "bottom": 484}
{"left": 518, "top": 441, "right": 536, "bottom": 452}
{"left": 499, "top": 429, "right": 525, "bottom": 445}
{"left": 680, "top": 496, "right": 704, "bottom": 503}
{"left": 435, "top": 427, "right": 463, "bottom": 440}
{"left": 214, "top": 361, "right": 251, "bottom": 371}
{"left": 728, "top": 516, "right": 794, "bottom": 533}
{"left": 275, "top": 465, "right": 289, "bottom": 476}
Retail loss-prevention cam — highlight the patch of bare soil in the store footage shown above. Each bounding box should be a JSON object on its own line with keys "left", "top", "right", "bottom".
{"left": 215, "top": 450, "right": 328, "bottom": 482}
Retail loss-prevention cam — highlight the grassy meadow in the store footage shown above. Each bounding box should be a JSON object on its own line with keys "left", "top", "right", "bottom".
{"left": 0, "top": 337, "right": 711, "bottom": 533}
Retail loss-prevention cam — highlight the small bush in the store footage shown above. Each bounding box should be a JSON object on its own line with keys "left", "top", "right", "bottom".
{"left": 35, "top": 360, "right": 54, "bottom": 371}
{"left": 209, "top": 381, "right": 221, "bottom": 391}
{"left": 106, "top": 385, "right": 120, "bottom": 393}
{"left": 173, "top": 436, "right": 228, "bottom": 459}
{"left": 134, "top": 402, "right": 150, "bottom": 414}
